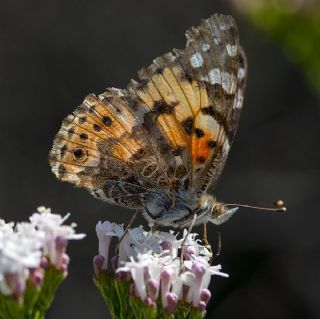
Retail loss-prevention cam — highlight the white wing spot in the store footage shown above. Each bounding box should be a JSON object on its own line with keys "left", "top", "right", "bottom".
{"left": 202, "top": 43, "right": 210, "bottom": 52}
{"left": 238, "top": 67, "right": 246, "bottom": 79}
{"left": 190, "top": 53, "right": 204, "bottom": 68}
{"left": 213, "top": 37, "right": 220, "bottom": 46}
{"left": 226, "top": 44, "right": 238, "bottom": 57}
{"left": 200, "top": 75, "right": 209, "bottom": 82}
{"left": 219, "top": 23, "right": 230, "bottom": 31}
{"left": 233, "top": 94, "right": 244, "bottom": 109}
{"left": 221, "top": 71, "right": 231, "bottom": 93}
{"left": 221, "top": 72, "right": 237, "bottom": 94}
{"left": 208, "top": 68, "right": 221, "bottom": 85}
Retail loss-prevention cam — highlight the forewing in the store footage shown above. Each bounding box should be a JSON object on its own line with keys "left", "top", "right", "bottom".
{"left": 183, "top": 15, "right": 247, "bottom": 192}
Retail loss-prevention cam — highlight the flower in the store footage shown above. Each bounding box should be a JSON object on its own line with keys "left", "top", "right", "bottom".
{"left": 0, "top": 221, "right": 43, "bottom": 296}
{"left": 96, "top": 221, "right": 124, "bottom": 270}
{"left": 0, "top": 207, "right": 85, "bottom": 297}
{"left": 30, "top": 206, "right": 85, "bottom": 268}
{"left": 0, "top": 219, "right": 14, "bottom": 237}
{"left": 95, "top": 221, "right": 228, "bottom": 316}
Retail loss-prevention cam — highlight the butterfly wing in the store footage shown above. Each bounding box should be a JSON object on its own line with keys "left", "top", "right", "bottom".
{"left": 127, "top": 14, "right": 247, "bottom": 193}
{"left": 49, "top": 14, "right": 246, "bottom": 209}
{"left": 49, "top": 86, "right": 186, "bottom": 208}
{"left": 183, "top": 15, "right": 247, "bottom": 192}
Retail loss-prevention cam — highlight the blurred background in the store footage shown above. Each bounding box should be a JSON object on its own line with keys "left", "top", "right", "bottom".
{"left": 0, "top": 0, "right": 319, "bottom": 318}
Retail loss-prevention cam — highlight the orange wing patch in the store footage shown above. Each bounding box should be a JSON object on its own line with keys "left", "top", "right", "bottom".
{"left": 191, "top": 110, "right": 224, "bottom": 166}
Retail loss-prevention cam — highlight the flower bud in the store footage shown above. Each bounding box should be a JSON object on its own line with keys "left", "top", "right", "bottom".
{"left": 200, "top": 288, "right": 211, "bottom": 304}
{"left": 199, "top": 300, "right": 207, "bottom": 311}
{"left": 164, "top": 292, "right": 178, "bottom": 314}
{"left": 147, "top": 279, "right": 159, "bottom": 301}
{"left": 116, "top": 270, "right": 130, "bottom": 281}
{"left": 111, "top": 255, "right": 119, "bottom": 270}
{"left": 182, "top": 245, "right": 196, "bottom": 260}
{"left": 144, "top": 296, "right": 156, "bottom": 308}
{"left": 29, "top": 269, "right": 44, "bottom": 288}
{"left": 93, "top": 255, "right": 105, "bottom": 277}
{"left": 40, "top": 257, "right": 49, "bottom": 269}
{"left": 160, "top": 241, "right": 172, "bottom": 251}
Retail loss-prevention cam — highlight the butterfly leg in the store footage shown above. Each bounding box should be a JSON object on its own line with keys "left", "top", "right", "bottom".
{"left": 203, "top": 223, "right": 215, "bottom": 264}
{"left": 203, "top": 223, "right": 209, "bottom": 246}
{"left": 150, "top": 222, "right": 159, "bottom": 233}
{"left": 115, "top": 209, "right": 140, "bottom": 253}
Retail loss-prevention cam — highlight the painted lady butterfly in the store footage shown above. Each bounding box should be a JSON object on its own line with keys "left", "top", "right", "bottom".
{"left": 49, "top": 14, "right": 247, "bottom": 228}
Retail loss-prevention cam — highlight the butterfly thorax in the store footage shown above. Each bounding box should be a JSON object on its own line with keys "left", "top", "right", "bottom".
{"left": 143, "top": 192, "right": 238, "bottom": 228}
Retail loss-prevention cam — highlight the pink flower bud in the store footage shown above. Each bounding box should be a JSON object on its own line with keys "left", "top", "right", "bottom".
{"left": 40, "top": 257, "right": 49, "bottom": 268}
{"left": 61, "top": 253, "right": 70, "bottom": 265}
{"left": 164, "top": 292, "right": 178, "bottom": 314}
{"left": 29, "top": 269, "right": 44, "bottom": 288}
{"left": 182, "top": 245, "right": 196, "bottom": 260}
{"left": 93, "top": 255, "right": 105, "bottom": 277}
{"left": 116, "top": 271, "right": 130, "bottom": 281}
{"left": 147, "top": 279, "right": 159, "bottom": 301}
{"left": 160, "top": 241, "right": 172, "bottom": 251}
{"left": 199, "top": 301, "right": 207, "bottom": 311}
{"left": 111, "top": 255, "right": 119, "bottom": 270}
{"left": 144, "top": 296, "right": 156, "bottom": 308}
{"left": 200, "top": 288, "right": 211, "bottom": 304}
{"left": 192, "top": 262, "right": 206, "bottom": 278}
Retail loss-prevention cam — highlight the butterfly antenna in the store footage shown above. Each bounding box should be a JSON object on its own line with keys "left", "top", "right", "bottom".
{"left": 225, "top": 200, "right": 287, "bottom": 213}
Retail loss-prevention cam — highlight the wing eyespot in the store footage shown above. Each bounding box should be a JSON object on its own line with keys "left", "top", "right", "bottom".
{"left": 72, "top": 148, "right": 87, "bottom": 162}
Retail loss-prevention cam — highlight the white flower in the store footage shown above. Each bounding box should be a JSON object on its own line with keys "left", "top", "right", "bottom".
{"left": 97, "top": 220, "right": 229, "bottom": 312}
{"left": 181, "top": 229, "right": 212, "bottom": 261}
{"left": 96, "top": 221, "right": 124, "bottom": 270}
{"left": 184, "top": 256, "right": 228, "bottom": 307}
{"left": 30, "top": 207, "right": 85, "bottom": 267}
{"left": 160, "top": 262, "right": 179, "bottom": 310}
{"left": 0, "top": 223, "right": 42, "bottom": 296}
{"left": 118, "top": 226, "right": 160, "bottom": 262}
{"left": 117, "top": 252, "right": 150, "bottom": 300}
{"left": 0, "top": 207, "right": 85, "bottom": 297}
{"left": 0, "top": 219, "right": 14, "bottom": 238}
{"left": 158, "top": 231, "right": 182, "bottom": 258}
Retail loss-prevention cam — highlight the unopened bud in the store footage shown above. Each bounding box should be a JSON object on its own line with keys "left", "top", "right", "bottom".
{"left": 93, "top": 255, "right": 105, "bottom": 277}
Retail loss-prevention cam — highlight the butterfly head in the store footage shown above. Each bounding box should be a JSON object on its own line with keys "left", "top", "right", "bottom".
{"left": 198, "top": 194, "right": 238, "bottom": 226}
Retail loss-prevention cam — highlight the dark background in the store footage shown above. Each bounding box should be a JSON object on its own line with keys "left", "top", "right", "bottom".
{"left": 0, "top": 0, "right": 319, "bottom": 318}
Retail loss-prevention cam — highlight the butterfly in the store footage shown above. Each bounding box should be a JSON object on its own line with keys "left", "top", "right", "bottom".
{"left": 49, "top": 14, "right": 247, "bottom": 229}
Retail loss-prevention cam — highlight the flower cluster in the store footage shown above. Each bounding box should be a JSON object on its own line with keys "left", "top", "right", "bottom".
{"left": 94, "top": 221, "right": 228, "bottom": 318}
{"left": 0, "top": 206, "right": 85, "bottom": 300}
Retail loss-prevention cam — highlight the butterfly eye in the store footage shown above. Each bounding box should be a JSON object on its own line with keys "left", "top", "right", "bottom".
{"left": 212, "top": 205, "right": 222, "bottom": 218}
